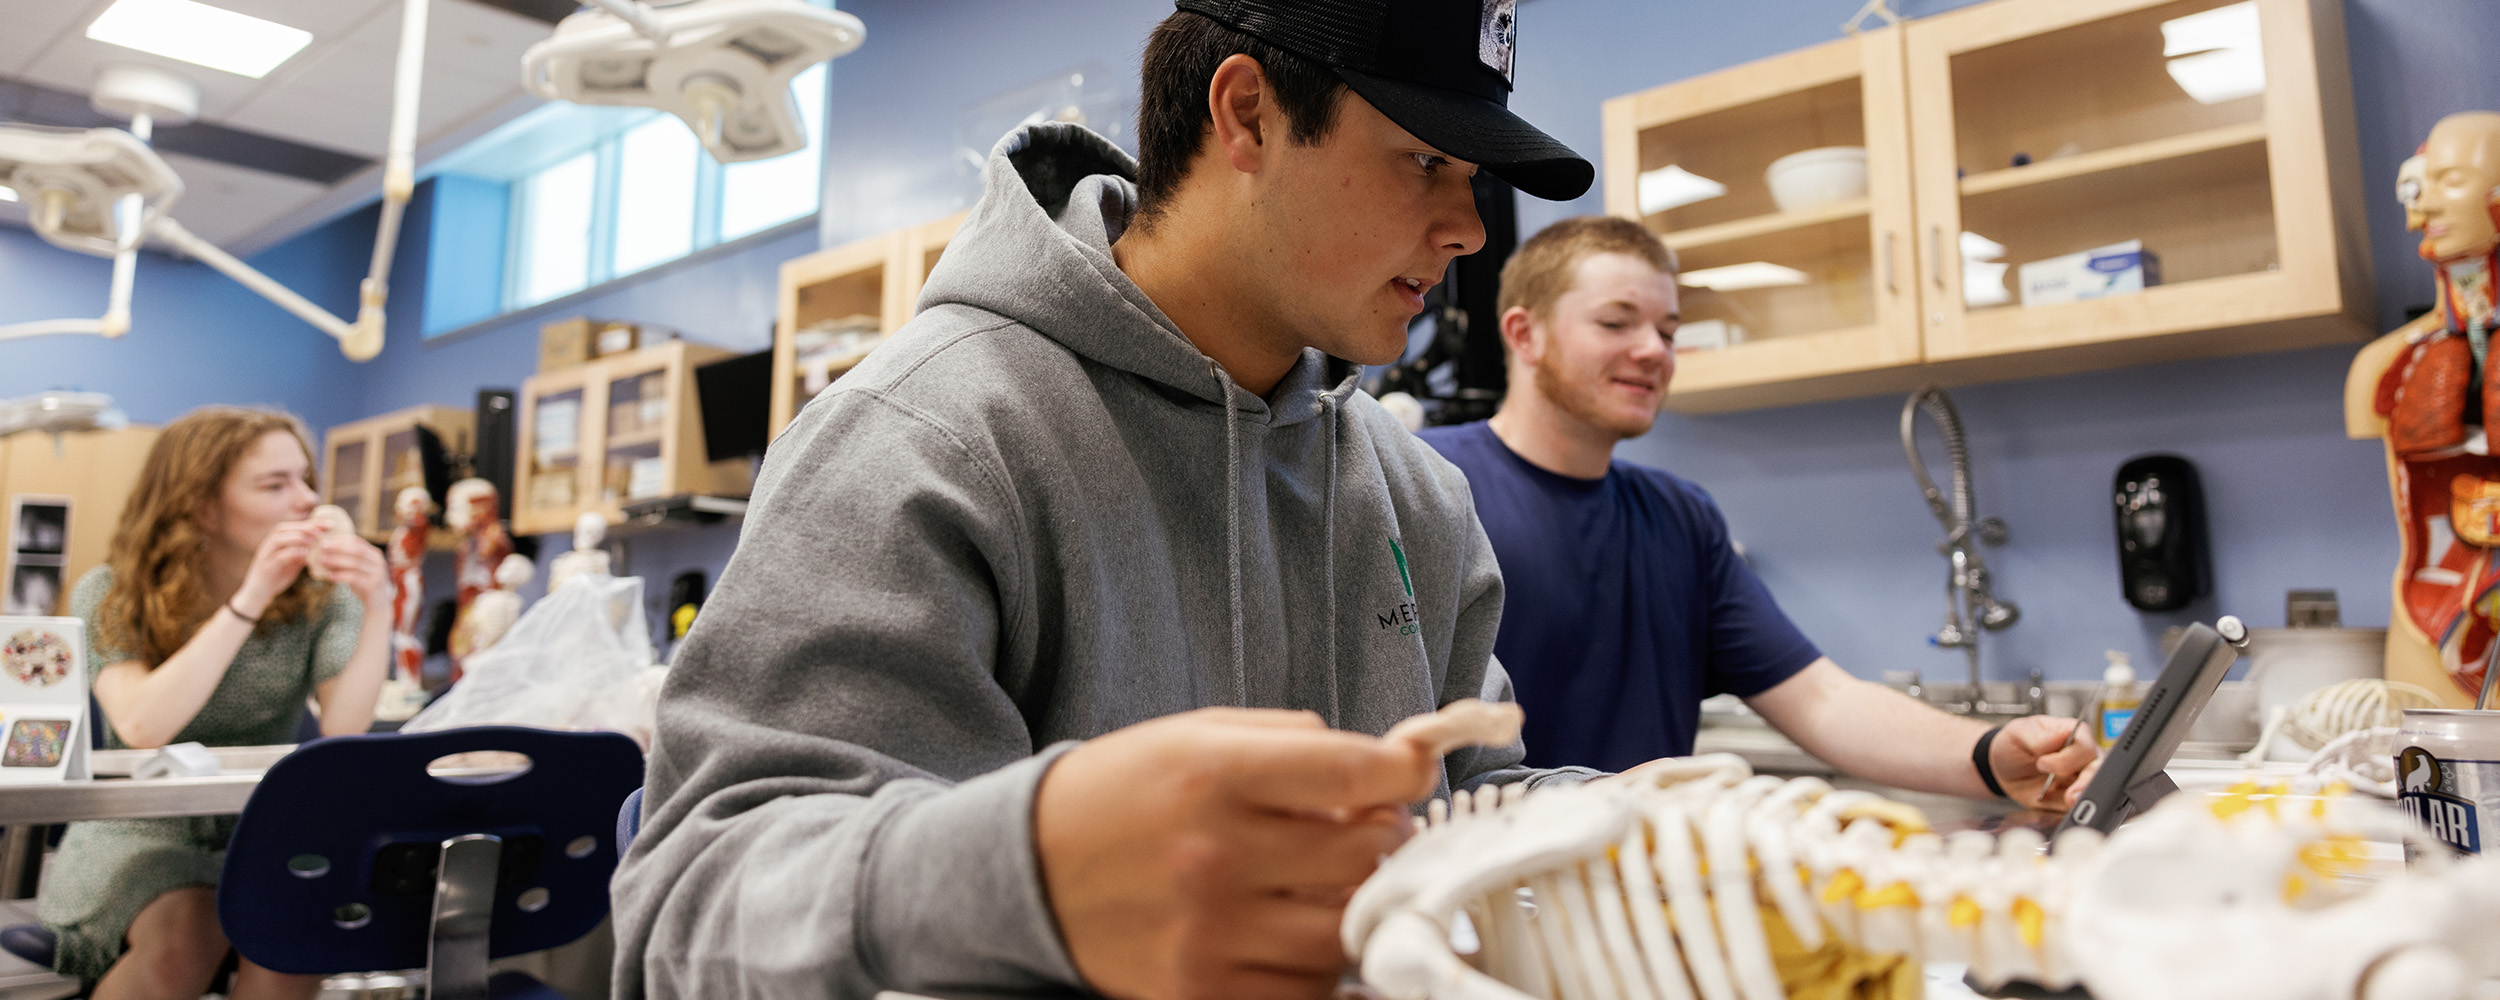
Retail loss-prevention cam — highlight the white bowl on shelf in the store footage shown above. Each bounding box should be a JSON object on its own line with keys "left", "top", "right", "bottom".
{"left": 1764, "top": 146, "right": 1868, "bottom": 212}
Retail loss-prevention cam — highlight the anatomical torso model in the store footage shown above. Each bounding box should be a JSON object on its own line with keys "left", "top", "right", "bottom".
{"left": 2346, "top": 111, "right": 2500, "bottom": 706}
{"left": 444, "top": 478, "right": 512, "bottom": 683}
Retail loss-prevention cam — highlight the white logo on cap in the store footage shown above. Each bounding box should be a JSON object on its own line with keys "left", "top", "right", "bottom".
{"left": 1479, "top": 0, "right": 1516, "bottom": 84}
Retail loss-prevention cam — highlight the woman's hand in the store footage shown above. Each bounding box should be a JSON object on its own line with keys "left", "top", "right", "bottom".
{"left": 315, "top": 532, "right": 394, "bottom": 613}
{"left": 232, "top": 522, "right": 321, "bottom": 617}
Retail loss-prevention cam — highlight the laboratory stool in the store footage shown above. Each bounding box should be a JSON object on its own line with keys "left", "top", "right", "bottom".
{"left": 217, "top": 726, "right": 642, "bottom": 1000}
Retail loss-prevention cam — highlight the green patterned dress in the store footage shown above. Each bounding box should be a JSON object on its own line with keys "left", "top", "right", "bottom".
{"left": 42, "top": 565, "right": 362, "bottom": 978}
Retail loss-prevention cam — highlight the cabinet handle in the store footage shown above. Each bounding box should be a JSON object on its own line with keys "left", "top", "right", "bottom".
{"left": 1930, "top": 226, "right": 1947, "bottom": 290}
{"left": 1883, "top": 231, "right": 1898, "bottom": 296}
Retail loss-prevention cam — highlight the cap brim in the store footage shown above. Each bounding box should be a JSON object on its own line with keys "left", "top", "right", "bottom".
{"left": 1335, "top": 68, "right": 1593, "bottom": 202}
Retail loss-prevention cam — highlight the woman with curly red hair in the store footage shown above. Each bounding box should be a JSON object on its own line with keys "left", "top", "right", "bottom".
{"left": 45, "top": 406, "right": 392, "bottom": 999}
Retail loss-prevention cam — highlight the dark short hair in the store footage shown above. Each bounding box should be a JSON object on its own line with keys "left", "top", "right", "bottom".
{"left": 1133, "top": 11, "right": 1348, "bottom": 226}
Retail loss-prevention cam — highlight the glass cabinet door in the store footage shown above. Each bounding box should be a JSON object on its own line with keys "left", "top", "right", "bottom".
{"left": 377, "top": 428, "right": 421, "bottom": 536}
{"left": 1603, "top": 29, "right": 1922, "bottom": 411}
{"left": 528, "top": 387, "right": 585, "bottom": 519}
{"left": 1909, "top": 0, "right": 2345, "bottom": 360}
{"left": 604, "top": 367, "right": 670, "bottom": 505}
{"left": 327, "top": 438, "right": 368, "bottom": 532}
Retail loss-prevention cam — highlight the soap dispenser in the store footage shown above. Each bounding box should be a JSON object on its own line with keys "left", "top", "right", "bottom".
{"left": 2113, "top": 454, "right": 2209, "bottom": 611}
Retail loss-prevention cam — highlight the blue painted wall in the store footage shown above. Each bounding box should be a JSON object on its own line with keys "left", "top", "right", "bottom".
{"left": 5, "top": 0, "right": 2497, "bottom": 681}
{"left": 0, "top": 216, "right": 372, "bottom": 431}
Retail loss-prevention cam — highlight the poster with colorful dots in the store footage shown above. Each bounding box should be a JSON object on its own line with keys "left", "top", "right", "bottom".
{"left": 0, "top": 617, "right": 90, "bottom": 783}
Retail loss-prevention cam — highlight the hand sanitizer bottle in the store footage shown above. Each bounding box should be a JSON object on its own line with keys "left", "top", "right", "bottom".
{"left": 2098, "top": 650, "right": 2141, "bottom": 749}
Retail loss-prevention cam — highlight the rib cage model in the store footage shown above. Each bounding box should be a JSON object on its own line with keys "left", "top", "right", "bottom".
{"left": 1345, "top": 751, "right": 2500, "bottom": 1000}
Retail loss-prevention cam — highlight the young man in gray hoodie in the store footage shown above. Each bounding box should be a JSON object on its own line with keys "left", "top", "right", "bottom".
{"left": 612, "top": 3, "right": 1596, "bottom": 999}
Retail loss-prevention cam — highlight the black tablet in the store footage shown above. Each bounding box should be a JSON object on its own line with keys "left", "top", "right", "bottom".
{"left": 2054, "top": 616, "right": 2247, "bottom": 838}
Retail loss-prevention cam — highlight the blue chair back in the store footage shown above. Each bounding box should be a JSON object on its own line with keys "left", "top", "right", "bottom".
{"left": 616, "top": 786, "right": 645, "bottom": 856}
{"left": 217, "top": 727, "right": 643, "bottom": 978}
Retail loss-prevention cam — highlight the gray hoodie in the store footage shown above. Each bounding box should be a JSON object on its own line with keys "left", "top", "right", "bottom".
{"left": 610, "top": 122, "right": 1589, "bottom": 1000}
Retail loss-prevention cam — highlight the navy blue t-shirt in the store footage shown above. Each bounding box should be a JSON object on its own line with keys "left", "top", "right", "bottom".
{"left": 1419, "top": 421, "right": 1820, "bottom": 772}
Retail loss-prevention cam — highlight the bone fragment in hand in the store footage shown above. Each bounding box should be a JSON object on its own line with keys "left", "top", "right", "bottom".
{"left": 1383, "top": 698, "right": 1524, "bottom": 759}
{"left": 305, "top": 504, "right": 357, "bottom": 580}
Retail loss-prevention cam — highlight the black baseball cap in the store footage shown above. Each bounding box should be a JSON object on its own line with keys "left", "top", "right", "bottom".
{"left": 1172, "top": 0, "right": 1593, "bottom": 201}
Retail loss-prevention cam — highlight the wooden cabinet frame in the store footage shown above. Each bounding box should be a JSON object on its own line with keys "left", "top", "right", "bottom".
{"left": 513, "top": 341, "right": 747, "bottom": 536}
{"left": 770, "top": 211, "right": 968, "bottom": 438}
{"left": 1602, "top": 0, "right": 2370, "bottom": 413}
{"left": 320, "top": 405, "right": 473, "bottom": 544}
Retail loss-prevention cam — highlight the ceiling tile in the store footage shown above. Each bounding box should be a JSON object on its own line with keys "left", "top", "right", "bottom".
{"left": 217, "top": 39, "right": 398, "bottom": 154}
{"left": 350, "top": 0, "right": 545, "bottom": 88}
{"left": 0, "top": 2, "right": 98, "bottom": 78}
{"left": 22, "top": 35, "right": 273, "bottom": 120}
{"left": 209, "top": 0, "right": 398, "bottom": 41}
{"left": 156, "top": 149, "right": 325, "bottom": 246}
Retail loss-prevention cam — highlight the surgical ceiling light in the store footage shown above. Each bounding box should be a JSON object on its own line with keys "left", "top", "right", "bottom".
{"left": 523, "top": 0, "right": 864, "bottom": 164}
{"left": 85, "top": 0, "right": 314, "bottom": 80}
{"left": 0, "top": 1, "right": 434, "bottom": 360}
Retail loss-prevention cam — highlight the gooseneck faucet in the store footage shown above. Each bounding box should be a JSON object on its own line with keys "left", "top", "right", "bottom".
{"left": 1902, "top": 386, "right": 2018, "bottom": 708}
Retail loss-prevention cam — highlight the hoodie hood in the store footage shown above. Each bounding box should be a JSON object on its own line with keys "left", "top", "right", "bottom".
{"left": 918, "top": 121, "right": 1359, "bottom": 425}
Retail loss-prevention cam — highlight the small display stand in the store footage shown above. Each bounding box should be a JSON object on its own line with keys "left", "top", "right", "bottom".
{"left": 0, "top": 617, "right": 92, "bottom": 784}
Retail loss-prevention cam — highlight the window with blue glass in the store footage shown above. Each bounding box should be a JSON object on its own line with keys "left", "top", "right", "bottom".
{"left": 421, "top": 61, "right": 829, "bottom": 336}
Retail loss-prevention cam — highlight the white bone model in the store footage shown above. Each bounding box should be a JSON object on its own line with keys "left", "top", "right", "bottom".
{"left": 522, "top": 0, "right": 864, "bottom": 164}
{"left": 1346, "top": 708, "right": 2500, "bottom": 1000}
{"left": 0, "top": 1, "right": 434, "bottom": 359}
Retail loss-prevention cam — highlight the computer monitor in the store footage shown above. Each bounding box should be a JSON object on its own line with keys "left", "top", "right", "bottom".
{"left": 694, "top": 349, "right": 774, "bottom": 464}
{"left": 2055, "top": 616, "right": 2247, "bottom": 839}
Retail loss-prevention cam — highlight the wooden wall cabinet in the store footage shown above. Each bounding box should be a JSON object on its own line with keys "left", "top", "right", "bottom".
{"left": 1603, "top": 0, "right": 2369, "bottom": 412}
{"left": 0, "top": 426, "right": 158, "bottom": 616}
{"left": 770, "top": 211, "right": 968, "bottom": 438}
{"left": 320, "top": 405, "right": 473, "bottom": 544}
{"left": 513, "top": 340, "right": 750, "bottom": 537}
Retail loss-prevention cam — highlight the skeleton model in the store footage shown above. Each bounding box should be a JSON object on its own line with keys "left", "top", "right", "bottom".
{"left": 1349, "top": 707, "right": 2500, "bottom": 1000}
{"left": 544, "top": 511, "right": 614, "bottom": 595}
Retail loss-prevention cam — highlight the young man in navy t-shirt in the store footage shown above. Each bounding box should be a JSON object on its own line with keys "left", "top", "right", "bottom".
{"left": 1420, "top": 216, "right": 2099, "bottom": 808}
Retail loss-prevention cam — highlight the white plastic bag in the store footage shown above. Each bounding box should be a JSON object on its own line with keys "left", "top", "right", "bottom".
{"left": 404, "top": 573, "right": 667, "bottom": 748}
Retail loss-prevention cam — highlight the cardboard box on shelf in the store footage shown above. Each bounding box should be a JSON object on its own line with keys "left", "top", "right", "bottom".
{"left": 540, "top": 317, "right": 595, "bottom": 374}
{"left": 2019, "top": 241, "right": 2162, "bottom": 308}
{"left": 593, "top": 321, "right": 639, "bottom": 358}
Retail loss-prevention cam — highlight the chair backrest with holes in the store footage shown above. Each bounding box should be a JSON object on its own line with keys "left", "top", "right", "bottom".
{"left": 216, "top": 726, "right": 645, "bottom": 975}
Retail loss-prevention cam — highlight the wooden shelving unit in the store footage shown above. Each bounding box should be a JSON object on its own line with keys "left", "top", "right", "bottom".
{"left": 320, "top": 405, "right": 472, "bottom": 545}
{"left": 769, "top": 211, "right": 968, "bottom": 439}
{"left": 512, "top": 340, "right": 749, "bottom": 537}
{"left": 1603, "top": 0, "right": 2370, "bottom": 413}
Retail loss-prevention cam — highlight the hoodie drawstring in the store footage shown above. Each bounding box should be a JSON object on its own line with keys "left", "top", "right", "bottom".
{"left": 1209, "top": 359, "right": 1247, "bottom": 707}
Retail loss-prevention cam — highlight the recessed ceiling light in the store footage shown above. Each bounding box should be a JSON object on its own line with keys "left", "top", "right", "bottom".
{"left": 87, "top": 0, "right": 314, "bottom": 80}
{"left": 1679, "top": 261, "right": 1810, "bottom": 292}
{"left": 1637, "top": 165, "right": 1726, "bottom": 216}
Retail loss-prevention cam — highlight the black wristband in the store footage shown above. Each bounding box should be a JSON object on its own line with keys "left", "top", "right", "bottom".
{"left": 224, "top": 600, "right": 262, "bottom": 625}
{"left": 1972, "top": 725, "right": 2010, "bottom": 799}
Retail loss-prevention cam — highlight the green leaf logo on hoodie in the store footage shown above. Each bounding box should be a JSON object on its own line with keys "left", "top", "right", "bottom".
{"left": 1378, "top": 539, "right": 1420, "bottom": 636}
